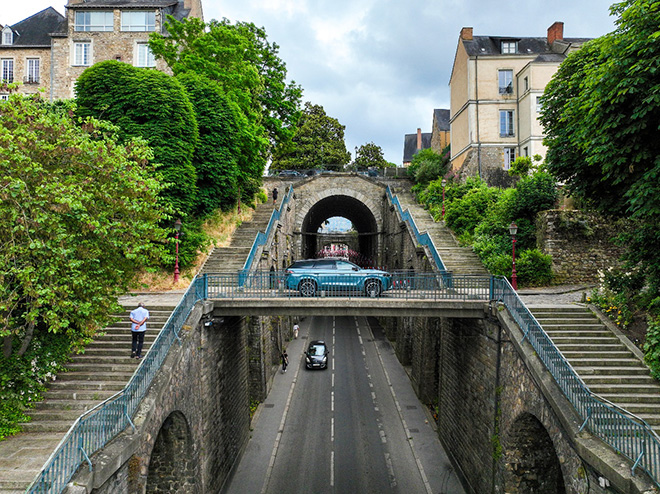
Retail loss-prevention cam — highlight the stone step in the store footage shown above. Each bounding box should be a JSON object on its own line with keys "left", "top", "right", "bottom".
{"left": 54, "top": 371, "right": 135, "bottom": 381}
{"left": 67, "top": 354, "right": 145, "bottom": 363}
{"left": 19, "top": 421, "right": 74, "bottom": 433}
{"left": 550, "top": 337, "right": 620, "bottom": 345}
{"left": 41, "top": 389, "right": 121, "bottom": 401}
{"left": 556, "top": 343, "right": 624, "bottom": 352}
{"left": 46, "top": 380, "right": 126, "bottom": 391}
{"left": 33, "top": 399, "right": 110, "bottom": 410}
{"left": 65, "top": 362, "right": 140, "bottom": 373}
{"left": 85, "top": 335, "right": 157, "bottom": 345}
{"left": 584, "top": 377, "right": 656, "bottom": 386}
{"left": 571, "top": 358, "right": 642, "bottom": 367}
{"left": 561, "top": 351, "right": 633, "bottom": 359}
{"left": 543, "top": 325, "right": 610, "bottom": 333}
{"left": 598, "top": 394, "right": 660, "bottom": 405}
{"left": 572, "top": 366, "right": 650, "bottom": 375}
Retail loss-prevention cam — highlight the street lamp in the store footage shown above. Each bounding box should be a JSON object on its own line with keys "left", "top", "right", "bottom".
{"left": 174, "top": 219, "right": 182, "bottom": 283}
{"left": 509, "top": 221, "right": 518, "bottom": 290}
{"left": 441, "top": 178, "right": 447, "bottom": 217}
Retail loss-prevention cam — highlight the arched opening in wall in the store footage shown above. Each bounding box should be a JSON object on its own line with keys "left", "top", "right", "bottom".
{"left": 502, "top": 412, "right": 566, "bottom": 494}
{"left": 146, "top": 411, "right": 197, "bottom": 493}
{"left": 301, "top": 195, "right": 378, "bottom": 266}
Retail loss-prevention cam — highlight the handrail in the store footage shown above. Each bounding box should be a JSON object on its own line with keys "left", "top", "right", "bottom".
{"left": 25, "top": 277, "right": 206, "bottom": 494}
{"left": 240, "top": 186, "right": 294, "bottom": 282}
{"left": 385, "top": 186, "right": 447, "bottom": 272}
{"left": 493, "top": 277, "right": 660, "bottom": 486}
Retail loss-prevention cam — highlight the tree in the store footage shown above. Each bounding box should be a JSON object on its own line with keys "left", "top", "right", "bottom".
{"left": 0, "top": 95, "right": 167, "bottom": 358}
{"left": 540, "top": 0, "right": 660, "bottom": 296}
{"left": 149, "top": 17, "right": 302, "bottom": 153}
{"left": 176, "top": 72, "right": 240, "bottom": 216}
{"left": 74, "top": 61, "right": 198, "bottom": 217}
{"left": 353, "top": 142, "right": 390, "bottom": 170}
{"left": 408, "top": 148, "right": 450, "bottom": 186}
{"left": 271, "top": 102, "right": 351, "bottom": 171}
{"left": 540, "top": 0, "right": 660, "bottom": 220}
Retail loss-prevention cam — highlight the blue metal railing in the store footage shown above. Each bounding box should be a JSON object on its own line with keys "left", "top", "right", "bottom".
{"left": 239, "top": 186, "right": 294, "bottom": 285}
{"left": 386, "top": 186, "right": 447, "bottom": 272}
{"left": 493, "top": 277, "right": 660, "bottom": 486}
{"left": 25, "top": 277, "right": 206, "bottom": 494}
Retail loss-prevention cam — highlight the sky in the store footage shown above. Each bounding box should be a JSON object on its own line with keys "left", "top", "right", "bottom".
{"left": 3, "top": 1, "right": 618, "bottom": 164}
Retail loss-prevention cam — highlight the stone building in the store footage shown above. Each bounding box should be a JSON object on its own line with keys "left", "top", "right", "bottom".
{"left": 449, "top": 22, "right": 590, "bottom": 185}
{"left": 0, "top": 0, "right": 203, "bottom": 101}
{"left": 430, "top": 108, "right": 450, "bottom": 154}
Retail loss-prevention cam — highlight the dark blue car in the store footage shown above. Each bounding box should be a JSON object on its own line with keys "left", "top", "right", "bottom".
{"left": 284, "top": 258, "right": 392, "bottom": 297}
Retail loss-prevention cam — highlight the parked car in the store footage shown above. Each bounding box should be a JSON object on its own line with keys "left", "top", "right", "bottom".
{"left": 305, "top": 340, "right": 329, "bottom": 369}
{"left": 278, "top": 170, "right": 301, "bottom": 177}
{"left": 284, "top": 258, "right": 392, "bottom": 297}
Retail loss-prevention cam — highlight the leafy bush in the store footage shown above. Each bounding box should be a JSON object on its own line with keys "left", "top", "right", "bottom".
{"left": 644, "top": 316, "right": 660, "bottom": 380}
{"left": 445, "top": 186, "right": 501, "bottom": 237}
{"left": 517, "top": 249, "right": 553, "bottom": 286}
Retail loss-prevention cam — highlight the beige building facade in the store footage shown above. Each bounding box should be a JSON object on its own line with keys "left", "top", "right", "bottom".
{"left": 449, "top": 23, "right": 588, "bottom": 186}
{"left": 1, "top": 0, "right": 203, "bottom": 101}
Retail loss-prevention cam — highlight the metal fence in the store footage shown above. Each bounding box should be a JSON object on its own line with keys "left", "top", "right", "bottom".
{"left": 205, "top": 271, "right": 491, "bottom": 301}
{"left": 386, "top": 186, "right": 447, "bottom": 272}
{"left": 493, "top": 277, "right": 660, "bottom": 486}
{"left": 25, "top": 278, "right": 206, "bottom": 494}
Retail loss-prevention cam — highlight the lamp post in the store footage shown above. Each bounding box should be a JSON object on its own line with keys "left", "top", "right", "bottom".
{"left": 174, "top": 219, "right": 182, "bottom": 283}
{"left": 441, "top": 178, "right": 447, "bottom": 217}
{"left": 509, "top": 221, "right": 518, "bottom": 290}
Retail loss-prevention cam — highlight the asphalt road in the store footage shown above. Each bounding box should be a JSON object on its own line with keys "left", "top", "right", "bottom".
{"left": 222, "top": 315, "right": 465, "bottom": 494}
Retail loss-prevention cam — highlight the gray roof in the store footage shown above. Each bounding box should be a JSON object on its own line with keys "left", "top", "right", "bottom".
{"left": 433, "top": 109, "right": 450, "bottom": 132}
{"left": 463, "top": 36, "right": 552, "bottom": 57}
{"left": 3, "top": 7, "right": 66, "bottom": 47}
{"left": 403, "top": 132, "right": 432, "bottom": 163}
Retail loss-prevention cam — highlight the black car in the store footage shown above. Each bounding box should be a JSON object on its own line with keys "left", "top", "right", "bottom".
{"left": 278, "top": 170, "right": 301, "bottom": 177}
{"left": 305, "top": 340, "right": 329, "bottom": 369}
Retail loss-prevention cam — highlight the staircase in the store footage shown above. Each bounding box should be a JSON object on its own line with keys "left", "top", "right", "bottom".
{"left": 529, "top": 305, "right": 660, "bottom": 433}
{"left": 0, "top": 305, "right": 174, "bottom": 494}
{"left": 387, "top": 183, "right": 488, "bottom": 276}
{"left": 199, "top": 200, "right": 277, "bottom": 275}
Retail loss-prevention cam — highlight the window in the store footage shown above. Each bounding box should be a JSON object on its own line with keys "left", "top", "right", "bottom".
{"left": 136, "top": 43, "right": 156, "bottom": 67}
{"left": 498, "top": 69, "right": 513, "bottom": 94}
{"left": 536, "top": 96, "right": 544, "bottom": 113}
{"left": 523, "top": 76, "right": 529, "bottom": 92}
{"left": 1, "top": 59, "right": 14, "bottom": 83}
{"left": 0, "top": 94, "right": 9, "bottom": 101}
{"left": 73, "top": 42, "right": 91, "bottom": 66}
{"left": 26, "top": 58, "right": 39, "bottom": 83}
{"left": 523, "top": 147, "right": 529, "bottom": 157}
{"left": 500, "top": 110, "right": 515, "bottom": 137}
{"left": 504, "top": 148, "right": 516, "bottom": 170}
{"left": 2, "top": 27, "right": 12, "bottom": 45}
{"left": 75, "top": 11, "right": 113, "bottom": 31}
{"left": 501, "top": 41, "right": 517, "bottom": 54}
{"left": 121, "top": 11, "right": 156, "bottom": 31}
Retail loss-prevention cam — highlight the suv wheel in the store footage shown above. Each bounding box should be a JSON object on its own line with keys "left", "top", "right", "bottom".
{"left": 364, "top": 279, "right": 382, "bottom": 298}
{"left": 299, "top": 279, "right": 317, "bottom": 297}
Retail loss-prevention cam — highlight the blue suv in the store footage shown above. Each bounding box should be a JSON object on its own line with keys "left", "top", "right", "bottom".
{"left": 284, "top": 258, "right": 392, "bottom": 297}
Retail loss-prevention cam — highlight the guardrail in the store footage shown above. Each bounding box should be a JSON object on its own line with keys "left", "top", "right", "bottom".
{"left": 25, "top": 278, "right": 206, "bottom": 494}
{"left": 385, "top": 186, "right": 447, "bottom": 272}
{"left": 493, "top": 277, "right": 660, "bottom": 487}
{"left": 239, "top": 186, "right": 294, "bottom": 285}
{"left": 205, "top": 271, "right": 488, "bottom": 301}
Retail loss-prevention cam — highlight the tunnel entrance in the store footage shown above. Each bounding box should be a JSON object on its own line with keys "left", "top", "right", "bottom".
{"left": 300, "top": 195, "right": 379, "bottom": 266}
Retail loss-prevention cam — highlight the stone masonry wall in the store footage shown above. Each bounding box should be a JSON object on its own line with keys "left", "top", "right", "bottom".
{"left": 537, "top": 210, "right": 628, "bottom": 283}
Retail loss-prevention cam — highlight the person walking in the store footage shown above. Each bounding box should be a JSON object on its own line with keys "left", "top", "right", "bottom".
{"left": 281, "top": 351, "right": 289, "bottom": 373}
{"left": 130, "top": 302, "right": 150, "bottom": 359}
{"left": 272, "top": 187, "right": 278, "bottom": 205}
{"left": 293, "top": 323, "right": 299, "bottom": 339}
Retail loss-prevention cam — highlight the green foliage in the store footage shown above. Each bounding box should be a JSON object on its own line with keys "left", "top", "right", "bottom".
{"left": 407, "top": 148, "right": 450, "bottom": 186}
{"left": 74, "top": 61, "right": 198, "bottom": 217}
{"left": 643, "top": 316, "right": 660, "bottom": 380}
{"left": 271, "top": 102, "right": 351, "bottom": 170}
{"left": 445, "top": 186, "right": 502, "bottom": 237}
{"left": 0, "top": 94, "right": 166, "bottom": 359}
{"left": 508, "top": 156, "right": 532, "bottom": 177}
{"left": 176, "top": 72, "right": 240, "bottom": 216}
{"left": 353, "top": 142, "right": 389, "bottom": 170}
{"left": 541, "top": 0, "right": 660, "bottom": 222}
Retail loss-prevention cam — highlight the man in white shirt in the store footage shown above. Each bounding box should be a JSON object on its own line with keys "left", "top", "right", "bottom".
{"left": 130, "top": 303, "right": 150, "bottom": 359}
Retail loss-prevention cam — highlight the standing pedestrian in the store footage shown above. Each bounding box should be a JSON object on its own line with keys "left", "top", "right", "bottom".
{"left": 281, "top": 351, "right": 289, "bottom": 373}
{"left": 293, "top": 323, "right": 299, "bottom": 339}
{"left": 130, "top": 302, "right": 150, "bottom": 359}
{"left": 272, "top": 187, "right": 278, "bottom": 205}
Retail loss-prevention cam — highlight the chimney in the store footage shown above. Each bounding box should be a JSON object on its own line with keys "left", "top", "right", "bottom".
{"left": 417, "top": 128, "right": 422, "bottom": 150}
{"left": 547, "top": 22, "right": 564, "bottom": 45}
{"left": 460, "top": 27, "right": 473, "bottom": 41}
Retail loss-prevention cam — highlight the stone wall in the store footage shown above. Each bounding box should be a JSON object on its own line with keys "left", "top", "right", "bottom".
{"left": 537, "top": 210, "right": 628, "bottom": 283}
{"left": 454, "top": 147, "right": 517, "bottom": 188}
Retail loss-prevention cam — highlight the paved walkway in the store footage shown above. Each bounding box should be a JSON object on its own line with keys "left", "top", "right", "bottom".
{"left": 517, "top": 284, "right": 594, "bottom": 306}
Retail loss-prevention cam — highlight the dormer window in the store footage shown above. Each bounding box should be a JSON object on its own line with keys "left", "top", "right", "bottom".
{"left": 75, "top": 11, "right": 114, "bottom": 32}
{"left": 501, "top": 41, "right": 517, "bottom": 54}
{"left": 2, "top": 27, "right": 13, "bottom": 45}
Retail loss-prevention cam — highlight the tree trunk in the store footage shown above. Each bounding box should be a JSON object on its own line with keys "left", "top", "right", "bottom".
{"left": 3, "top": 335, "right": 12, "bottom": 358}
{"left": 17, "top": 321, "right": 35, "bottom": 357}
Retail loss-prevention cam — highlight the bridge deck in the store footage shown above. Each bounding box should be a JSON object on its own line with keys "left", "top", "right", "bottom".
{"left": 209, "top": 296, "right": 489, "bottom": 317}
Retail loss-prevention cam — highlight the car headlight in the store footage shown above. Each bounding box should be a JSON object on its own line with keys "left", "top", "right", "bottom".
{"left": 306, "top": 357, "right": 311, "bottom": 363}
